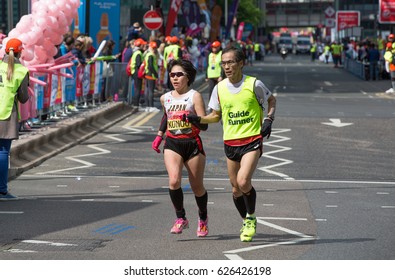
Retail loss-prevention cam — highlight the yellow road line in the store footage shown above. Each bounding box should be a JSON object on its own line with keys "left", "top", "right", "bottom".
{"left": 134, "top": 112, "right": 159, "bottom": 126}
{"left": 376, "top": 93, "right": 395, "bottom": 99}
{"left": 123, "top": 111, "right": 161, "bottom": 128}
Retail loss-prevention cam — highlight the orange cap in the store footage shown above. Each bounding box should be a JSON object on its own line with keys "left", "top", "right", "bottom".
{"left": 389, "top": 34, "right": 395, "bottom": 40}
{"left": 165, "top": 36, "right": 171, "bottom": 42}
{"left": 149, "top": 41, "right": 157, "bottom": 49}
{"left": 170, "top": 36, "right": 179, "bottom": 43}
{"left": 212, "top": 41, "right": 221, "bottom": 48}
{"left": 5, "top": 38, "right": 23, "bottom": 54}
{"left": 134, "top": 38, "right": 147, "bottom": 47}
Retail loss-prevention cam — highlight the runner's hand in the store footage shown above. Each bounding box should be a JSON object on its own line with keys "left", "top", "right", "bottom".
{"left": 261, "top": 119, "right": 272, "bottom": 139}
{"left": 182, "top": 114, "right": 207, "bottom": 131}
{"left": 152, "top": 135, "right": 163, "bottom": 153}
{"left": 182, "top": 114, "right": 201, "bottom": 123}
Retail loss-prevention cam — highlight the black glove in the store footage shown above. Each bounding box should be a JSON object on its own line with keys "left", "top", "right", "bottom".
{"left": 182, "top": 114, "right": 208, "bottom": 131}
{"left": 261, "top": 119, "right": 272, "bottom": 139}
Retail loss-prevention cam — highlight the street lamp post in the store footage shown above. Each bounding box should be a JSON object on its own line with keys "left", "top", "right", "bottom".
{"left": 7, "top": 0, "right": 13, "bottom": 33}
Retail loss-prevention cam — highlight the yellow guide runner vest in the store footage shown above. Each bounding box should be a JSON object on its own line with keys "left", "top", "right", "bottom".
{"left": 0, "top": 61, "right": 28, "bottom": 120}
{"left": 207, "top": 51, "right": 222, "bottom": 78}
{"left": 130, "top": 49, "right": 143, "bottom": 75}
{"left": 218, "top": 76, "right": 262, "bottom": 141}
{"left": 144, "top": 52, "right": 158, "bottom": 79}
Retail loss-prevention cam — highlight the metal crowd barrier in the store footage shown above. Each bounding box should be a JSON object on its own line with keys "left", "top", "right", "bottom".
{"left": 344, "top": 57, "right": 366, "bottom": 80}
{"left": 104, "top": 62, "right": 132, "bottom": 104}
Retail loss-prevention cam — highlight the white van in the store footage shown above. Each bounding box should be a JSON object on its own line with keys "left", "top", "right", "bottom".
{"left": 278, "top": 34, "right": 293, "bottom": 52}
{"left": 296, "top": 36, "right": 311, "bottom": 54}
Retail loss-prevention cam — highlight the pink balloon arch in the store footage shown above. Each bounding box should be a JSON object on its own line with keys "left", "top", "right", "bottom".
{"left": 0, "top": 0, "right": 80, "bottom": 66}
{"left": 0, "top": 0, "right": 81, "bottom": 120}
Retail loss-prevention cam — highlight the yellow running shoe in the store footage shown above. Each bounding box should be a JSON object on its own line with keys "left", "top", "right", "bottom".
{"left": 240, "top": 217, "right": 256, "bottom": 242}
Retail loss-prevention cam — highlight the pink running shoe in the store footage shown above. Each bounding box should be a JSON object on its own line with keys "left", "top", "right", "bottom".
{"left": 170, "top": 218, "right": 189, "bottom": 234}
{"left": 196, "top": 218, "right": 208, "bottom": 237}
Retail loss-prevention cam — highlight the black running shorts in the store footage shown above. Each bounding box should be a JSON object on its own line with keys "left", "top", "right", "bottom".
{"left": 164, "top": 136, "right": 205, "bottom": 162}
{"left": 224, "top": 138, "right": 262, "bottom": 162}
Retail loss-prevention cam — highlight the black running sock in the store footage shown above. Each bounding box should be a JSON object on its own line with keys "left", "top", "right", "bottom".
{"left": 233, "top": 194, "right": 247, "bottom": 219}
{"left": 242, "top": 186, "right": 256, "bottom": 215}
{"left": 169, "top": 188, "right": 185, "bottom": 219}
{"left": 195, "top": 191, "right": 208, "bottom": 220}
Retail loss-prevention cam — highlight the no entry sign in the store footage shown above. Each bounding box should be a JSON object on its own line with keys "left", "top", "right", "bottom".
{"left": 143, "top": 10, "right": 163, "bottom": 31}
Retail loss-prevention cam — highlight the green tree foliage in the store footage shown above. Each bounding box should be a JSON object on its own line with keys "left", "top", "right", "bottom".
{"left": 237, "top": 0, "right": 263, "bottom": 26}
{"left": 216, "top": 0, "right": 263, "bottom": 27}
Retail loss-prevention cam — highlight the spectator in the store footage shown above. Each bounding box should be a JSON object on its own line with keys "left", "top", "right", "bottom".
{"left": 367, "top": 43, "right": 380, "bottom": 81}
{"left": 0, "top": 38, "right": 29, "bottom": 200}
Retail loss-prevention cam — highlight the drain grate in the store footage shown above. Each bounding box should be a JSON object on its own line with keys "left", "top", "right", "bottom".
{"left": 2, "top": 239, "right": 110, "bottom": 252}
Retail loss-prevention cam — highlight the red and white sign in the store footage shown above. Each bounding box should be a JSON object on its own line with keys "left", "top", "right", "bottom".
{"left": 379, "top": 0, "right": 395, "bottom": 23}
{"left": 336, "top": 11, "right": 360, "bottom": 31}
{"left": 325, "top": 18, "right": 336, "bottom": 28}
{"left": 324, "top": 6, "right": 335, "bottom": 18}
{"left": 143, "top": 10, "right": 163, "bottom": 31}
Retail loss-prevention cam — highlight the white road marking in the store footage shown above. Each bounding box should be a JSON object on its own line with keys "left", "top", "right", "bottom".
{"left": 325, "top": 191, "right": 338, "bottom": 194}
{"left": 22, "top": 240, "right": 78, "bottom": 247}
{"left": 23, "top": 174, "right": 395, "bottom": 186}
{"left": 326, "top": 205, "right": 338, "bottom": 208}
{"left": 57, "top": 185, "right": 68, "bottom": 188}
{"left": 0, "top": 211, "right": 24, "bottom": 214}
{"left": 6, "top": 249, "right": 37, "bottom": 253}
{"left": 262, "top": 204, "right": 274, "bottom": 207}
{"left": 35, "top": 114, "right": 153, "bottom": 176}
{"left": 142, "top": 200, "right": 153, "bottom": 202}
{"left": 109, "top": 185, "right": 120, "bottom": 188}
{"left": 376, "top": 192, "right": 389, "bottom": 195}
{"left": 322, "top": 118, "right": 353, "bottom": 127}
{"left": 381, "top": 206, "right": 395, "bottom": 209}
{"left": 259, "top": 128, "right": 294, "bottom": 180}
{"left": 260, "top": 217, "right": 308, "bottom": 221}
{"left": 324, "top": 81, "right": 333, "bottom": 86}
{"left": 223, "top": 218, "right": 315, "bottom": 258}
{"left": 36, "top": 144, "right": 111, "bottom": 174}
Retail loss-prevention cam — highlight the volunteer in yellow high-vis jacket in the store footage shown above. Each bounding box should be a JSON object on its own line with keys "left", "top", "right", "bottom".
{"left": 205, "top": 41, "right": 223, "bottom": 106}
{"left": 0, "top": 38, "right": 29, "bottom": 200}
{"left": 184, "top": 46, "right": 276, "bottom": 242}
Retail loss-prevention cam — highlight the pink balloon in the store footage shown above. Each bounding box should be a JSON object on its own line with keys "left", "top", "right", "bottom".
{"left": 48, "top": 46, "right": 59, "bottom": 57}
{"left": 18, "top": 33, "right": 30, "bottom": 46}
{"left": 34, "top": 46, "right": 48, "bottom": 61}
{"left": 43, "top": 28, "right": 55, "bottom": 40}
{"left": 34, "top": 8, "right": 48, "bottom": 19}
{"left": 57, "top": 11, "right": 67, "bottom": 27}
{"left": 42, "top": 38, "right": 53, "bottom": 50}
{"left": 46, "top": 16, "right": 58, "bottom": 29}
{"left": 35, "top": 36, "right": 44, "bottom": 46}
{"left": 8, "top": 29, "right": 21, "bottom": 38}
{"left": 52, "top": 33, "right": 64, "bottom": 45}
{"left": 32, "top": 2, "right": 49, "bottom": 15}
{"left": 48, "top": 4, "right": 59, "bottom": 16}
{"left": 21, "top": 48, "right": 34, "bottom": 61}
{"left": 60, "top": 25, "right": 70, "bottom": 35}
{"left": 35, "top": 17, "right": 47, "bottom": 30}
